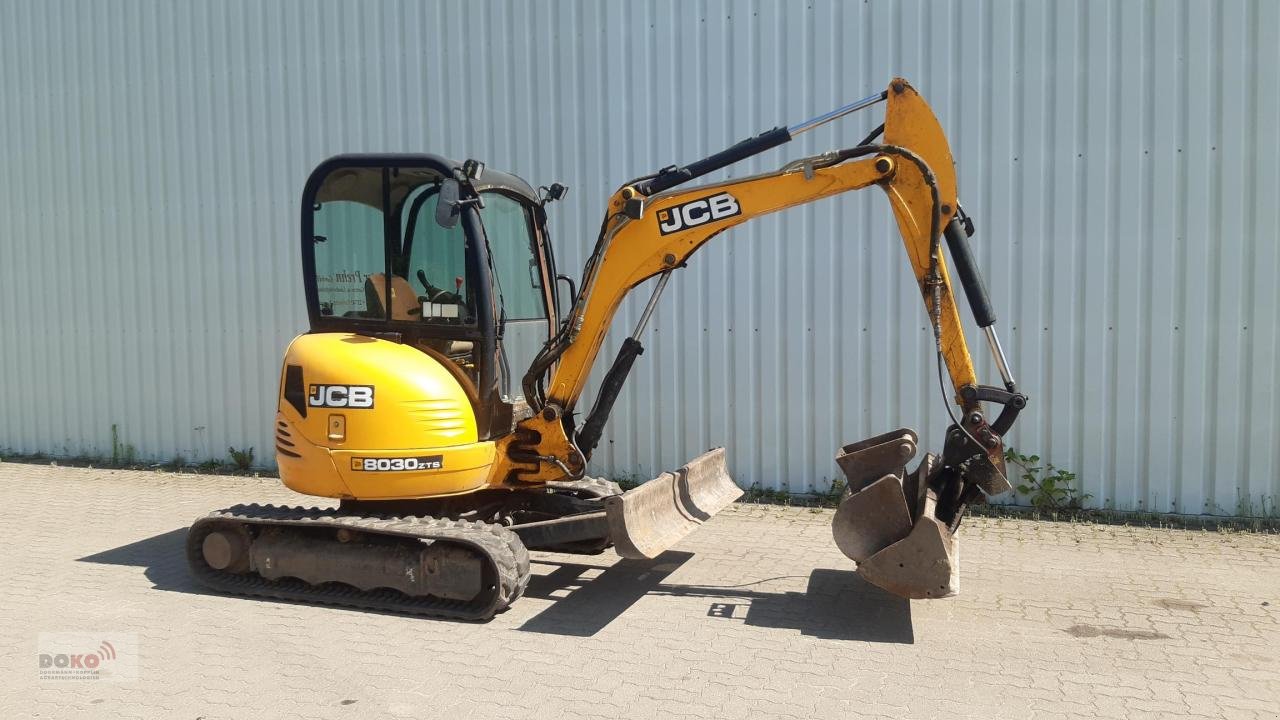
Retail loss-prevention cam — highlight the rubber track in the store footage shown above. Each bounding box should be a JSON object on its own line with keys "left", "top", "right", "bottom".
{"left": 186, "top": 504, "right": 530, "bottom": 621}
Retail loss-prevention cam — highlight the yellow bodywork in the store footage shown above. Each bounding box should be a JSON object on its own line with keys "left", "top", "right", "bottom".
{"left": 276, "top": 333, "right": 494, "bottom": 499}
{"left": 278, "top": 78, "right": 985, "bottom": 499}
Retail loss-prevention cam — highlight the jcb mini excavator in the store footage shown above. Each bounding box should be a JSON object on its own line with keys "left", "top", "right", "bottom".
{"left": 188, "top": 78, "right": 1027, "bottom": 618}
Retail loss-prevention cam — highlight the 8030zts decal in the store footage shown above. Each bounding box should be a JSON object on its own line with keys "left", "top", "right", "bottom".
{"left": 350, "top": 456, "right": 444, "bottom": 472}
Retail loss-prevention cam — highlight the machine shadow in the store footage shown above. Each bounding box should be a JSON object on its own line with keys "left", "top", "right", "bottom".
{"left": 521, "top": 557, "right": 914, "bottom": 643}
{"left": 78, "top": 527, "right": 200, "bottom": 593}
{"left": 724, "top": 568, "right": 915, "bottom": 643}
{"left": 519, "top": 552, "right": 696, "bottom": 636}
{"left": 79, "top": 530, "right": 911, "bottom": 642}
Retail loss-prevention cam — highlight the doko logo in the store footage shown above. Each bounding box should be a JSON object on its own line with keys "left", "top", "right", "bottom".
{"left": 37, "top": 632, "right": 138, "bottom": 682}
{"left": 40, "top": 640, "right": 115, "bottom": 669}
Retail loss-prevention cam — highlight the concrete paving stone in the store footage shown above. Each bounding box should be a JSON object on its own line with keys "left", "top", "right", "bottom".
{"left": 0, "top": 462, "right": 1277, "bottom": 720}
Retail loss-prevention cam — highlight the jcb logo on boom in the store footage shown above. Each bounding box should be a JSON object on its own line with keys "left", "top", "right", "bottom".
{"left": 657, "top": 192, "right": 741, "bottom": 235}
{"left": 307, "top": 384, "right": 374, "bottom": 408}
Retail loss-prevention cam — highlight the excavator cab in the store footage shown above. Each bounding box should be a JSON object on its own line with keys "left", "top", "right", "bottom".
{"left": 301, "top": 155, "right": 560, "bottom": 437}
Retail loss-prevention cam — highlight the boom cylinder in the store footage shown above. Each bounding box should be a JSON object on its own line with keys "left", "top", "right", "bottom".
{"left": 576, "top": 272, "right": 673, "bottom": 456}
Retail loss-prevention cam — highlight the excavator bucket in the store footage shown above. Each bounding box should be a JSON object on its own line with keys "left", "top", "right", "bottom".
{"left": 831, "top": 429, "right": 961, "bottom": 599}
{"left": 605, "top": 447, "right": 743, "bottom": 559}
{"left": 856, "top": 496, "right": 959, "bottom": 599}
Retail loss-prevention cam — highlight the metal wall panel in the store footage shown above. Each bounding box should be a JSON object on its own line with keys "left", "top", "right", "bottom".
{"left": 1, "top": 0, "right": 1276, "bottom": 515}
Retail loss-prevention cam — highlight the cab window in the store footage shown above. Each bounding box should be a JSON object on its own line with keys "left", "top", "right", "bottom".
{"left": 480, "top": 192, "right": 549, "bottom": 400}
{"left": 403, "top": 187, "right": 475, "bottom": 324}
{"left": 313, "top": 200, "right": 384, "bottom": 318}
{"left": 483, "top": 194, "right": 545, "bottom": 321}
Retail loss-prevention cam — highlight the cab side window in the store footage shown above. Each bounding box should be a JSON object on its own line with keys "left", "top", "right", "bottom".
{"left": 483, "top": 194, "right": 545, "bottom": 321}
{"left": 313, "top": 200, "right": 384, "bottom": 317}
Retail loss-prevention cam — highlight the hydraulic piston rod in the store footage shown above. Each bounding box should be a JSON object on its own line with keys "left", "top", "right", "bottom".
{"left": 984, "top": 326, "right": 1016, "bottom": 390}
{"left": 787, "top": 90, "right": 887, "bottom": 136}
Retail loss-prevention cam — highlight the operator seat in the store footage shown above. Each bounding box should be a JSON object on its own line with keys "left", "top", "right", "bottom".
{"left": 363, "top": 273, "right": 420, "bottom": 320}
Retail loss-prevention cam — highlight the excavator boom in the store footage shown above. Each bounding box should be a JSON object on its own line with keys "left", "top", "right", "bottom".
{"left": 502, "top": 78, "right": 1027, "bottom": 598}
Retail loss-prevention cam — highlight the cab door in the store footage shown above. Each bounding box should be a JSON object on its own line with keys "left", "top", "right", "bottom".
{"left": 478, "top": 192, "right": 556, "bottom": 405}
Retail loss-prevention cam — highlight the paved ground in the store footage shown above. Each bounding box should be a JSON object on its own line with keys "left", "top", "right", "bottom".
{"left": 0, "top": 462, "right": 1276, "bottom": 720}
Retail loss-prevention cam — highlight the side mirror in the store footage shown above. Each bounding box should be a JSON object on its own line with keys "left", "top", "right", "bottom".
{"left": 435, "top": 179, "right": 461, "bottom": 229}
{"left": 541, "top": 183, "right": 569, "bottom": 206}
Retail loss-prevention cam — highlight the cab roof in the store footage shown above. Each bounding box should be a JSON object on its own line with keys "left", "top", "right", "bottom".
{"left": 307, "top": 153, "right": 540, "bottom": 211}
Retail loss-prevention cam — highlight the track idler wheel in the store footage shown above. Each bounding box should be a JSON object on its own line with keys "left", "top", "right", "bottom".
{"left": 201, "top": 524, "right": 251, "bottom": 573}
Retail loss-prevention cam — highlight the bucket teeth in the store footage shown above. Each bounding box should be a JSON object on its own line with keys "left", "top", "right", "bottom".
{"left": 605, "top": 447, "right": 742, "bottom": 559}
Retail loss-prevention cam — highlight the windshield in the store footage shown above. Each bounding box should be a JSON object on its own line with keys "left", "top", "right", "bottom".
{"left": 306, "top": 165, "right": 548, "bottom": 334}
{"left": 401, "top": 186, "right": 474, "bottom": 323}
{"left": 310, "top": 166, "right": 476, "bottom": 325}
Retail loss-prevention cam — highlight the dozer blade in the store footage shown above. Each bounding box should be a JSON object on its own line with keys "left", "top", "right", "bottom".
{"left": 604, "top": 447, "right": 742, "bottom": 559}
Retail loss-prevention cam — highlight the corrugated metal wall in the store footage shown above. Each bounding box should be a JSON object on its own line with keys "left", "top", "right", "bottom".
{"left": 1, "top": 0, "right": 1277, "bottom": 515}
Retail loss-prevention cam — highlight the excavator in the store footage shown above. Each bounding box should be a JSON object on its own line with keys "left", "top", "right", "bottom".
{"left": 187, "top": 78, "right": 1027, "bottom": 618}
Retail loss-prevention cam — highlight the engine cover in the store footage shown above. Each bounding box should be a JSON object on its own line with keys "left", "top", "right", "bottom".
{"left": 274, "top": 333, "right": 496, "bottom": 500}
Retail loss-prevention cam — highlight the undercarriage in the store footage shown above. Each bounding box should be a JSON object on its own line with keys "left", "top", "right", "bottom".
{"left": 188, "top": 450, "right": 741, "bottom": 619}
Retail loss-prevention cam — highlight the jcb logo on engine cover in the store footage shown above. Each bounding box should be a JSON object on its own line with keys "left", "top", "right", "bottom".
{"left": 657, "top": 192, "right": 741, "bottom": 235}
{"left": 307, "top": 384, "right": 374, "bottom": 408}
